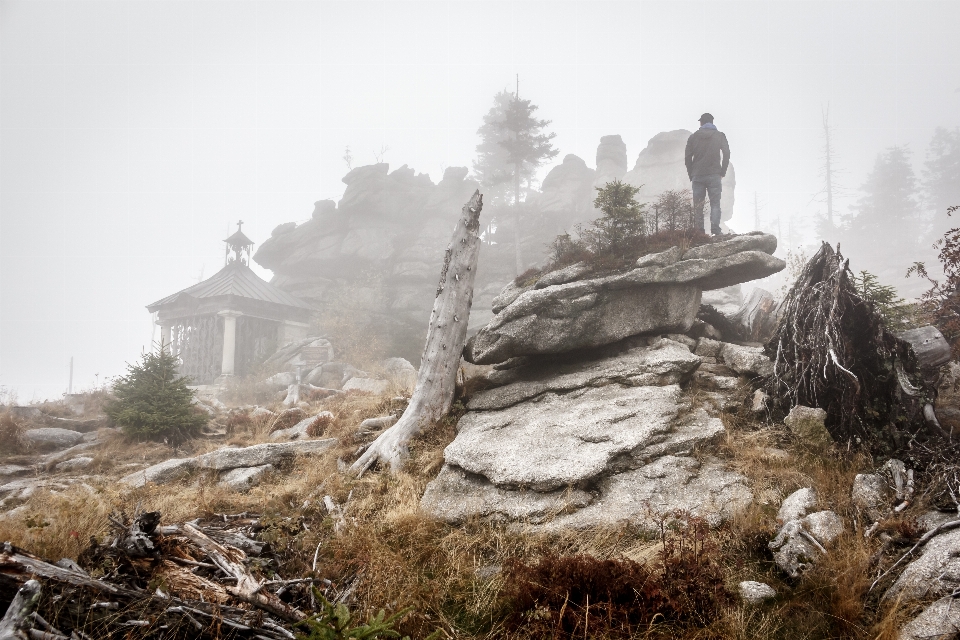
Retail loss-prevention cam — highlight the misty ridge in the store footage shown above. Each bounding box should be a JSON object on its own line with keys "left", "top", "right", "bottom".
{"left": 4, "top": 3, "right": 960, "bottom": 640}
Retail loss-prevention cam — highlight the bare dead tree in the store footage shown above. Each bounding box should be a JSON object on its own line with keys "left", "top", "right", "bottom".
{"left": 351, "top": 191, "right": 484, "bottom": 474}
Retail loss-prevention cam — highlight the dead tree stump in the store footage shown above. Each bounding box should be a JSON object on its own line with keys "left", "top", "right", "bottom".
{"left": 352, "top": 191, "right": 483, "bottom": 474}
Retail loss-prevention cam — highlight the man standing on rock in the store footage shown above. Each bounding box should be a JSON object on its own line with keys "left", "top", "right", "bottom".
{"left": 685, "top": 113, "right": 730, "bottom": 236}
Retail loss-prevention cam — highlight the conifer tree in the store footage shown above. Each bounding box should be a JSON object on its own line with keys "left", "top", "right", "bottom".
{"left": 106, "top": 344, "right": 206, "bottom": 442}
{"left": 474, "top": 89, "right": 558, "bottom": 274}
{"left": 923, "top": 126, "right": 960, "bottom": 238}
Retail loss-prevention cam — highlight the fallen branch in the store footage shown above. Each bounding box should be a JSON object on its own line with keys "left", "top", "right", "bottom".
{"left": 0, "top": 579, "right": 41, "bottom": 640}
{"left": 180, "top": 523, "right": 305, "bottom": 622}
{"left": 351, "top": 191, "right": 484, "bottom": 474}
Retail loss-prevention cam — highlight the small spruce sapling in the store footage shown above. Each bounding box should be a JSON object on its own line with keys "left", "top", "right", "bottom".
{"left": 105, "top": 343, "right": 206, "bottom": 442}
{"left": 584, "top": 179, "right": 646, "bottom": 264}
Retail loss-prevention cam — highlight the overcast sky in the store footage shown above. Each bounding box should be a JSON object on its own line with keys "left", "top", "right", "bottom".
{"left": 2, "top": 0, "right": 959, "bottom": 400}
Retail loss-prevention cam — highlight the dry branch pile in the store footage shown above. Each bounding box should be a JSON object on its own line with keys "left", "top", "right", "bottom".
{"left": 765, "top": 242, "right": 932, "bottom": 456}
{"left": 0, "top": 507, "right": 346, "bottom": 639}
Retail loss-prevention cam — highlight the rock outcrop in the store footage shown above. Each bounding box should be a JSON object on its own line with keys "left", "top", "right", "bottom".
{"left": 422, "top": 337, "right": 753, "bottom": 530}
{"left": 255, "top": 133, "right": 740, "bottom": 361}
{"left": 465, "top": 233, "right": 784, "bottom": 365}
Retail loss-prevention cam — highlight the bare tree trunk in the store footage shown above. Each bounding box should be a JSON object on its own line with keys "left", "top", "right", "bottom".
{"left": 352, "top": 191, "right": 483, "bottom": 474}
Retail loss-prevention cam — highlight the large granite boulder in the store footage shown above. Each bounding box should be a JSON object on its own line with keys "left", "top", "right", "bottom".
{"left": 465, "top": 233, "right": 784, "bottom": 364}
{"left": 422, "top": 338, "right": 752, "bottom": 529}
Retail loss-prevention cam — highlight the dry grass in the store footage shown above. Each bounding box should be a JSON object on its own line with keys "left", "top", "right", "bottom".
{"left": 0, "top": 379, "right": 938, "bottom": 639}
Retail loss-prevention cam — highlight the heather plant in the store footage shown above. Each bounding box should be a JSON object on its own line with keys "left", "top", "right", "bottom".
{"left": 104, "top": 343, "right": 206, "bottom": 442}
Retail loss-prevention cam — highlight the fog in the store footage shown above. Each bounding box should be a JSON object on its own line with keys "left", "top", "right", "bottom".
{"left": 2, "top": 0, "right": 958, "bottom": 400}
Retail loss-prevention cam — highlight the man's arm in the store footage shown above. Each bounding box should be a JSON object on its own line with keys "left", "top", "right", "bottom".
{"left": 684, "top": 135, "right": 694, "bottom": 180}
{"left": 720, "top": 133, "right": 730, "bottom": 177}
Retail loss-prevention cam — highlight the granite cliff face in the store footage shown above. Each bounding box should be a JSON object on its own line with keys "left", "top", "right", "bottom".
{"left": 254, "top": 133, "right": 738, "bottom": 361}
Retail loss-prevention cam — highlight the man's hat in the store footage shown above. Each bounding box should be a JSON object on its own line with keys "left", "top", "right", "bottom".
{"left": 698, "top": 113, "right": 714, "bottom": 123}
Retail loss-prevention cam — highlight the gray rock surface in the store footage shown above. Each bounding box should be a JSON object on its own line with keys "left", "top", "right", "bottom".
{"left": 770, "top": 511, "right": 843, "bottom": 577}
{"left": 270, "top": 412, "right": 332, "bottom": 441}
{"left": 784, "top": 405, "right": 832, "bottom": 447}
{"left": 683, "top": 232, "right": 778, "bottom": 261}
{"left": 120, "top": 439, "right": 336, "bottom": 488}
{"left": 739, "top": 581, "right": 777, "bottom": 604}
{"left": 219, "top": 464, "right": 273, "bottom": 491}
{"left": 466, "top": 236, "right": 783, "bottom": 365}
{"left": 851, "top": 473, "right": 889, "bottom": 522}
{"left": 420, "top": 465, "right": 595, "bottom": 524}
{"left": 535, "top": 262, "right": 591, "bottom": 289}
{"left": 468, "top": 338, "right": 700, "bottom": 411}
{"left": 543, "top": 455, "right": 751, "bottom": 530}
{"left": 720, "top": 343, "right": 774, "bottom": 377}
{"left": 466, "top": 282, "right": 701, "bottom": 365}
{"left": 445, "top": 384, "right": 684, "bottom": 491}
{"left": 898, "top": 595, "right": 960, "bottom": 640}
{"left": 23, "top": 428, "right": 84, "bottom": 451}
{"left": 381, "top": 357, "right": 417, "bottom": 392}
{"left": 778, "top": 487, "right": 819, "bottom": 524}
{"left": 635, "top": 246, "right": 682, "bottom": 268}
{"left": 54, "top": 456, "right": 94, "bottom": 472}
{"left": 885, "top": 527, "right": 960, "bottom": 603}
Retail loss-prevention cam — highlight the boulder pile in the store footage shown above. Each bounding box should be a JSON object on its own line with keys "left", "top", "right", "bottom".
{"left": 421, "top": 234, "right": 785, "bottom": 530}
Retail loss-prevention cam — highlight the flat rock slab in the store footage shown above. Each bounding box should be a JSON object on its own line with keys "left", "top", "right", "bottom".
{"left": 120, "top": 439, "right": 337, "bottom": 488}
{"left": 468, "top": 338, "right": 701, "bottom": 411}
{"left": 446, "top": 384, "right": 683, "bottom": 491}
{"left": 467, "top": 248, "right": 784, "bottom": 364}
{"left": 23, "top": 428, "right": 84, "bottom": 451}
{"left": 542, "top": 456, "right": 752, "bottom": 530}
{"left": 421, "top": 465, "right": 594, "bottom": 524}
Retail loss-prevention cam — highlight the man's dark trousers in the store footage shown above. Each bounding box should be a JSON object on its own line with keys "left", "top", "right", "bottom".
{"left": 692, "top": 174, "right": 722, "bottom": 234}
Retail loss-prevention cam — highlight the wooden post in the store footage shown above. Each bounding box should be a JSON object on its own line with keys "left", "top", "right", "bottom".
{"left": 352, "top": 191, "right": 483, "bottom": 473}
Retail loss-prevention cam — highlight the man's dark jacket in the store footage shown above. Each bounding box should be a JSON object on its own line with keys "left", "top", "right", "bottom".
{"left": 685, "top": 126, "right": 730, "bottom": 179}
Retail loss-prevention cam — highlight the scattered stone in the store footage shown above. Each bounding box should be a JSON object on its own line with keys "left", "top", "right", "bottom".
{"left": 381, "top": 357, "right": 417, "bottom": 391}
{"left": 694, "top": 338, "right": 723, "bottom": 358}
{"left": 219, "top": 465, "right": 273, "bottom": 491}
{"left": 22, "top": 428, "right": 85, "bottom": 451}
{"left": 54, "top": 457, "right": 94, "bottom": 472}
{"left": 251, "top": 407, "right": 276, "bottom": 420}
{"left": 851, "top": 473, "right": 889, "bottom": 522}
{"left": 269, "top": 412, "right": 332, "bottom": 441}
{"left": 752, "top": 389, "right": 769, "bottom": 413}
{"left": 784, "top": 405, "right": 832, "bottom": 447}
{"left": 720, "top": 343, "right": 774, "bottom": 377}
{"left": 778, "top": 488, "right": 819, "bottom": 524}
{"left": 342, "top": 377, "right": 389, "bottom": 395}
{"left": 770, "top": 510, "right": 843, "bottom": 577}
{"left": 738, "top": 581, "right": 777, "bottom": 604}
{"left": 356, "top": 415, "right": 397, "bottom": 436}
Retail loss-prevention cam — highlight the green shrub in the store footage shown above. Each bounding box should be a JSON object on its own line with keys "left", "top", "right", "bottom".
{"left": 295, "top": 589, "right": 439, "bottom": 640}
{"left": 105, "top": 344, "right": 206, "bottom": 442}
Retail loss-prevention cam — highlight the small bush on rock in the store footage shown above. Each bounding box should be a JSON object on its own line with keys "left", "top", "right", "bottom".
{"left": 105, "top": 344, "right": 206, "bottom": 442}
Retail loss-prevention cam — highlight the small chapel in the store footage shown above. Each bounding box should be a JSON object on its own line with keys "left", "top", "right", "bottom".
{"left": 147, "top": 223, "right": 313, "bottom": 384}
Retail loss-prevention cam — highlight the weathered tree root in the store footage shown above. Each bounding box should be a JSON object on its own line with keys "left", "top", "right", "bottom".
{"left": 352, "top": 191, "right": 484, "bottom": 474}
{"left": 765, "top": 242, "right": 926, "bottom": 454}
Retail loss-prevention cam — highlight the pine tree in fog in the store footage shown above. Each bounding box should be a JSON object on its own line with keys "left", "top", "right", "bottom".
{"left": 845, "top": 146, "right": 920, "bottom": 281}
{"left": 473, "top": 90, "right": 558, "bottom": 274}
{"left": 923, "top": 127, "right": 960, "bottom": 238}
